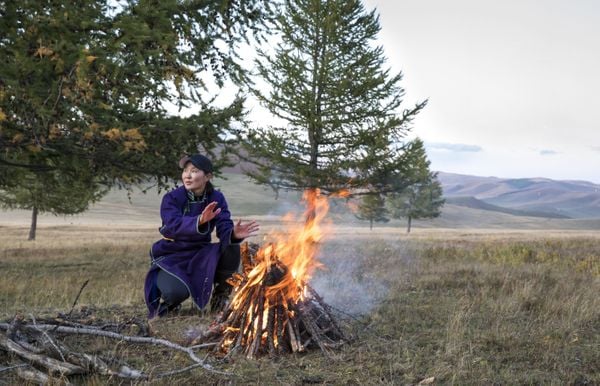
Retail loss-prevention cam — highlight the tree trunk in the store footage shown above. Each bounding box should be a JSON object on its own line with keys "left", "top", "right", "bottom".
{"left": 303, "top": 188, "right": 318, "bottom": 227}
{"left": 369, "top": 219, "right": 373, "bottom": 230}
{"left": 28, "top": 206, "right": 38, "bottom": 241}
{"left": 406, "top": 216, "right": 412, "bottom": 234}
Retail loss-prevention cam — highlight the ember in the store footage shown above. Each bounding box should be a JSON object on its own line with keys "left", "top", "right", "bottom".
{"left": 197, "top": 189, "right": 346, "bottom": 358}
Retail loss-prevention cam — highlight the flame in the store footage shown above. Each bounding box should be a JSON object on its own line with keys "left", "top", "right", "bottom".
{"left": 332, "top": 189, "right": 351, "bottom": 198}
{"left": 230, "top": 189, "right": 329, "bottom": 301}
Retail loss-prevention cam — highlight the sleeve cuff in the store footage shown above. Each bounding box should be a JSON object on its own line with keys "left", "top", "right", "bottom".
{"left": 230, "top": 231, "right": 243, "bottom": 244}
{"left": 197, "top": 216, "right": 210, "bottom": 234}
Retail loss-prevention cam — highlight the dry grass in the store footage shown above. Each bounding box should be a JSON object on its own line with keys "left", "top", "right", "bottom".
{"left": 1, "top": 226, "right": 599, "bottom": 384}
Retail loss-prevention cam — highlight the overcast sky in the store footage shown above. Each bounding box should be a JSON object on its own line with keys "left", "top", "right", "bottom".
{"left": 364, "top": 0, "right": 600, "bottom": 183}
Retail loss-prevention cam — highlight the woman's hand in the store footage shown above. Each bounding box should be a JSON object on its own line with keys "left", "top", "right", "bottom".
{"left": 233, "top": 219, "right": 260, "bottom": 239}
{"left": 199, "top": 201, "right": 221, "bottom": 225}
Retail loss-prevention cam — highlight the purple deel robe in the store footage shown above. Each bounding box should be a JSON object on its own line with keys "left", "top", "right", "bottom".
{"left": 144, "top": 186, "right": 238, "bottom": 318}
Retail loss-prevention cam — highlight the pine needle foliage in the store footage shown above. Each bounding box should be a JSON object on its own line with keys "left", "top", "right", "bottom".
{"left": 0, "top": 0, "right": 273, "bottom": 237}
{"left": 240, "top": 0, "right": 427, "bottom": 194}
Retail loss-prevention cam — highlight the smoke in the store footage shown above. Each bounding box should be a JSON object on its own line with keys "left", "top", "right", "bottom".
{"left": 310, "top": 240, "right": 395, "bottom": 317}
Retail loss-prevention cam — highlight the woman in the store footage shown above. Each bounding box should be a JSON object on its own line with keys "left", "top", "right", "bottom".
{"left": 144, "top": 154, "right": 259, "bottom": 318}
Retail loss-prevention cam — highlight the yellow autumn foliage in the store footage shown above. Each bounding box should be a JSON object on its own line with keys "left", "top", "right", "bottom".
{"left": 102, "top": 127, "right": 122, "bottom": 141}
{"left": 26, "top": 144, "right": 42, "bottom": 152}
{"left": 12, "top": 133, "right": 24, "bottom": 144}
{"left": 35, "top": 46, "right": 54, "bottom": 57}
{"left": 49, "top": 125, "right": 62, "bottom": 139}
{"left": 123, "top": 140, "right": 147, "bottom": 152}
{"left": 123, "top": 128, "right": 143, "bottom": 141}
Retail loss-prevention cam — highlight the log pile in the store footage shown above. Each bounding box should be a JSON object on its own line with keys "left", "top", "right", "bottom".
{"left": 0, "top": 312, "right": 225, "bottom": 383}
{"left": 196, "top": 242, "right": 346, "bottom": 358}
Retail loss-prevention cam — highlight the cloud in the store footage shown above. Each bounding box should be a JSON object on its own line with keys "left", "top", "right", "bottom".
{"left": 425, "top": 142, "right": 482, "bottom": 152}
{"left": 539, "top": 149, "right": 559, "bottom": 156}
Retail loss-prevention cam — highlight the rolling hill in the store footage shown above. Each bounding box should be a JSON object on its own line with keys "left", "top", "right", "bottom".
{"left": 2, "top": 172, "right": 599, "bottom": 230}
{"left": 437, "top": 172, "right": 600, "bottom": 219}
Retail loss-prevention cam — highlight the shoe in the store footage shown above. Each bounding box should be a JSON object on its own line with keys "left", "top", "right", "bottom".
{"left": 157, "top": 302, "right": 182, "bottom": 317}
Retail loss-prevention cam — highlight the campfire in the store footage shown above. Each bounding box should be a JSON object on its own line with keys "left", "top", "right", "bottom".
{"left": 197, "top": 189, "right": 346, "bottom": 358}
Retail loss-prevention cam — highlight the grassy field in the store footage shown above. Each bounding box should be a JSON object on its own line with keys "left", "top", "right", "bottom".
{"left": 1, "top": 223, "right": 598, "bottom": 384}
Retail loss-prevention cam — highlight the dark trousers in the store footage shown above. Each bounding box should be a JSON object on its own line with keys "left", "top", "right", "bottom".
{"left": 157, "top": 244, "right": 240, "bottom": 310}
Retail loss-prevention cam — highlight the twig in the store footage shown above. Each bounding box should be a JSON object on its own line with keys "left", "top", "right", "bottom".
{"left": 0, "top": 363, "right": 28, "bottom": 373}
{"left": 65, "top": 279, "right": 90, "bottom": 320}
{"left": 30, "top": 314, "right": 66, "bottom": 362}
{"left": 188, "top": 342, "right": 218, "bottom": 350}
{"left": 151, "top": 363, "right": 206, "bottom": 379}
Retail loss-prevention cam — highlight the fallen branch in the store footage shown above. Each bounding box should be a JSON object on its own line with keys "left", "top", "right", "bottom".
{"left": 16, "top": 366, "right": 50, "bottom": 384}
{"left": 30, "top": 313, "right": 66, "bottom": 362}
{"left": 0, "top": 363, "right": 28, "bottom": 373}
{"left": 0, "top": 335, "right": 84, "bottom": 375}
{"left": 0, "top": 322, "right": 229, "bottom": 377}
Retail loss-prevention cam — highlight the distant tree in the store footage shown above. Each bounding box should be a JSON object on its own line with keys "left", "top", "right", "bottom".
{"left": 238, "top": 0, "right": 427, "bottom": 210}
{"left": 355, "top": 193, "right": 389, "bottom": 230}
{"left": 0, "top": 0, "right": 272, "bottom": 237}
{"left": 387, "top": 139, "right": 444, "bottom": 233}
{"left": 0, "top": 168, "right": 107, "bottom": 240}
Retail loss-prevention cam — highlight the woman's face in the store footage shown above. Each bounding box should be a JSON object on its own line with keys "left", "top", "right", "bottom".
{"left": 181, "top": 163, "right": 211, "bottom": 194}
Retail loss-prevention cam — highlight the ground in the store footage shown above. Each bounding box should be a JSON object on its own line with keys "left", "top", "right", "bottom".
{"left": 1, "top": 225, "right": 598, "bottom": 384}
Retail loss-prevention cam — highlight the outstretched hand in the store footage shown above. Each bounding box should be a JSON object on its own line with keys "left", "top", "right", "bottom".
{"left": 233, "top": 219, "right": 260, "bottom": 240}
{"left": 199, "top": 201, "right": 221, "bottom": 225}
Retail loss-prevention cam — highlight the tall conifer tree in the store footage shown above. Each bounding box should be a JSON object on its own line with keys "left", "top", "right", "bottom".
{"left": 240, "top": 0, "right": 426, "bottom": 196}
{"left": 387, "top": 138, "right": 445, "bottom": 233}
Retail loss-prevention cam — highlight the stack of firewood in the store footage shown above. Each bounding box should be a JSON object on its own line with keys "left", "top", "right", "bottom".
{"left": 196, "top": 242, "right": 346, "bottom": 358}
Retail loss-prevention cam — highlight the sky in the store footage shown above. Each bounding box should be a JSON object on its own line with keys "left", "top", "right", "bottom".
{"left": 363, "top": 0, "right": 600, "bottom": 183}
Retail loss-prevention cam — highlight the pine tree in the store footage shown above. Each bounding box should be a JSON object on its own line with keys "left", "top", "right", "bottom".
{"left": 239, "top": 0, "right": 426, "bottom": 197}
{"left": 0, "top": 0, "right": 272, "bottom": 237}
{"left": 387, "top": 138, "right": 445, "bottom": 233}
{"left": 355, "top": 193, "right": 389, "bottom": 230}
{"left": 0, "top": 168, "right": 107, "bottom": 240}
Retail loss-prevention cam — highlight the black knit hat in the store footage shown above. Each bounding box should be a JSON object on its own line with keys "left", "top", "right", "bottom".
{"left": 178, "top": 154, "right": 213, "bottom": 174}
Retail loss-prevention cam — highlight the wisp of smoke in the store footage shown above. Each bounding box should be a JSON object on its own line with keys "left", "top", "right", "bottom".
{"left": 310, "top": 240, "right": 393, "bottom": 317}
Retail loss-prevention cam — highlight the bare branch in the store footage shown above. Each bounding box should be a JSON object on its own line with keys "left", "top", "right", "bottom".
{"left": 0, "top": 322, "right": 230, "bottom": 376}
{"left": 0, "top": 335, "right": 85, "bottom": 376}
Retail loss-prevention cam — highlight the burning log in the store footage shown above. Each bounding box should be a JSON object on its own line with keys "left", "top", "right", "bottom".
{"left": 199, "top": 241, "right": 346, "bottom": 359}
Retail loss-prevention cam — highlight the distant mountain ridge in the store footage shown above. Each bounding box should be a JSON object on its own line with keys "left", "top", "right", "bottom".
{"left": 437, "top": 172, "right": 600, "bottom": 219}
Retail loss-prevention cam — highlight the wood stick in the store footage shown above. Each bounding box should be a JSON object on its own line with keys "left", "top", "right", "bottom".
{"left": 10, "top": 339, "right": 45, "bottom": 354}
{"left": 266, "top": 304, "right": 276, "bottom": 355}
{"left": 306, "top": 284, "right": 345, "bottom": 339}
{"left": 16, "top": 366, "right": 50, "bottom": 384}
{"left": 287, "top": 320, "right": 299, "bottom": 352}
{"left": 64, "top": 279, "right": 89, "bottom": 321}
{"left": 275, "top": 295, "right": 287, "bottom": 353}
{"left": 298, "top": 311, "right": 332, "bottom": 358}
{"left": 250, "top": 286, "right": 266, "bottom": 357}
{"left": 0, "top": 363, "right": 28, "bottom": 373}
{"left": 30, "top": 313, "right": 66, "bottom": 361}
{"left": 233, "top": 305, "right": 248, "bottom": 349}
{"left": 0, "top": 335, "right": 84, "bottom": 375}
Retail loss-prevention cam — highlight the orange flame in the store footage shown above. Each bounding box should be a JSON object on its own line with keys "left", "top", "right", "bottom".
{"left": 235, "top": 189, "right": 330, "bottom": 303}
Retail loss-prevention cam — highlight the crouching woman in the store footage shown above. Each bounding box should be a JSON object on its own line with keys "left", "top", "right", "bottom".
{"left": 144, "top": 154, "right": 259, "bottom": 318}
